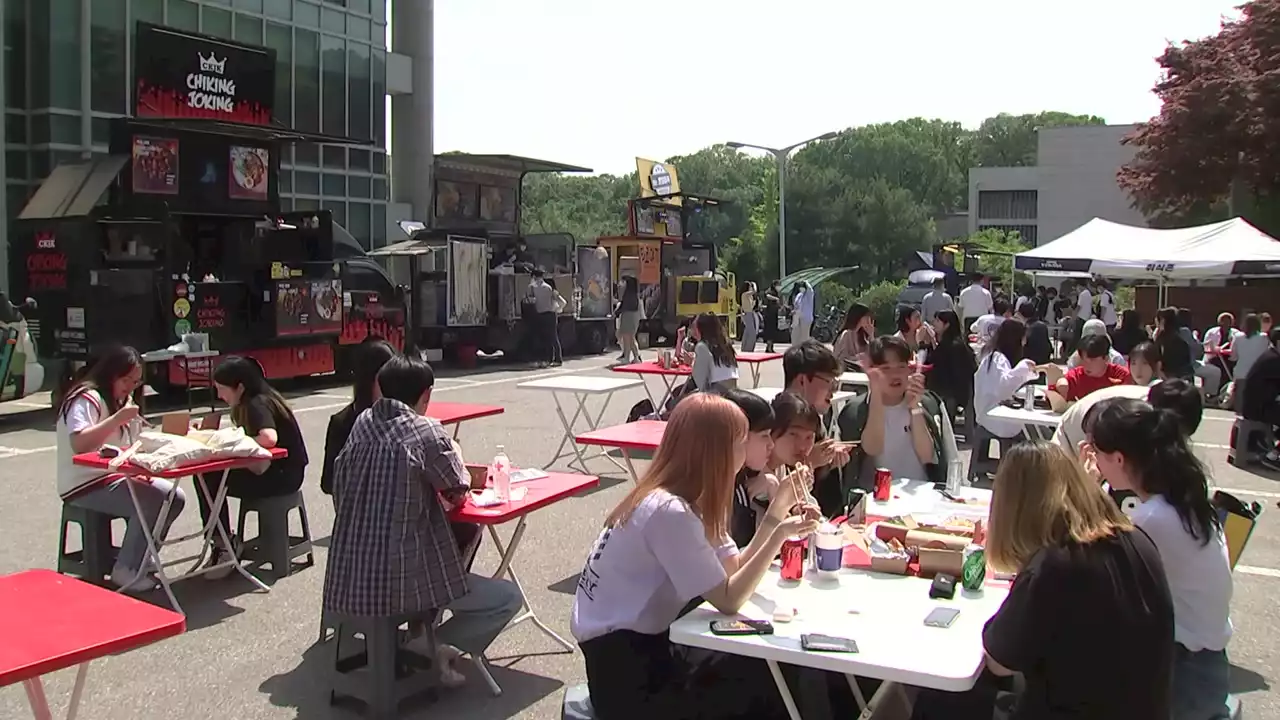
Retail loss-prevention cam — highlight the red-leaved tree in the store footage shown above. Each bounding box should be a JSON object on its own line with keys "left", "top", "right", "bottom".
{"left": 1119, "top": 0, "right": 1280, "bottom": 233}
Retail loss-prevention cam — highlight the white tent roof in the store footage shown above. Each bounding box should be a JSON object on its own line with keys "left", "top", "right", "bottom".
{"left": 1014, "top": 217, "right": 1280, "bottom": 279}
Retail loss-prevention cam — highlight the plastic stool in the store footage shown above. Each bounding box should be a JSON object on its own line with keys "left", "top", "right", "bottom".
{"left": 57, "top": 504, "right": 123, "bottom": 583}
{"left": 967, "top": 425, "right": 1017, "bottom": 483}
{"left": 329, "top": 611, "right": 439, "bottom": 719}
{"left": 562, "top": 683, "right": 595, "bottom": 720}
{"left": 236, "top": 492, "right": 314, "bottom": 579}
{"left": 1228, "top": 417, "right": 1273, "bottom": 467}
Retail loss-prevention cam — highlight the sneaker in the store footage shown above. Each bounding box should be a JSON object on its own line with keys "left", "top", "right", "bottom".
{"left": 436, "top": 644, "right": 467, "bottom": 689}
{"left": 109, "top": 564, "right": 157, "bottom": 593}
{"left": 1260, "top": 451, "right": 1280, "bottom": 472}
{"left": 203, "top": 546, "right": 235, "bottom": 580}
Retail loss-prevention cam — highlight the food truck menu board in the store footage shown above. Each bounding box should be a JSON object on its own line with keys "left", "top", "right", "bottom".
{"left": 275, "top": 278, "right": 342, "bottom": 336}
{"left": 131, "top": 136, "right": 179, "bottom": 195}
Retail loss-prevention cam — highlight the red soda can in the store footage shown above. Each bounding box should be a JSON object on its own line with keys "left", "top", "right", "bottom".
{"left": 780, "top": 537, "right": 806, "bottom": 580}
{"left": 874, "top": 467, "right": 892, "bottom": 502}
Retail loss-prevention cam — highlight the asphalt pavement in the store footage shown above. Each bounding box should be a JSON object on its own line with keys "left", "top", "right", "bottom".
{"left": 1, "top": 352, "right": 1278, "bottom": 719}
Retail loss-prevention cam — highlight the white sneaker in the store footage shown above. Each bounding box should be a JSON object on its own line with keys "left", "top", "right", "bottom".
{"left": 202, "top": 546, "right": 235, "bottom": 581}
{"left": 436, "top": 644, "right": 467, "bottom": 688}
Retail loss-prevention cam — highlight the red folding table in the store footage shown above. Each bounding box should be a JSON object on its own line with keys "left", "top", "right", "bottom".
{"left": 575, "top": 420, "right": 667, "bottom": 482}
{"left": 0, "top": 569, "right": 185, "bottom": 720}
{"left": 451, "top": 469, "right": 599, "bottom": 695}
{"left": 610, "top": 362, "right": 689, "bottom": 410}
{"left": 735, "top": 351, "right": 784, "bottom": 387}
{"left": 427, "top": 402, "right": 505, "bottom": 440}
{"left": 72, "top": 448, "right": 288, "bottom": 614}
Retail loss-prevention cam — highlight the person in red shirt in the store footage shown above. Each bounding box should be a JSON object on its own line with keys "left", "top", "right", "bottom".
{"left": 1054, "top": 334, "right": 1133, "bottom": 401}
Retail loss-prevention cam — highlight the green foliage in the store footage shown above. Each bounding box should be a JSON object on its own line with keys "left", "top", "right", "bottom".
{"left": 965, "top": 228, "right": 1031, "bottom": 289}
{"left": 973, "top": 112, "right": 1107, "bottom": 167}
{"left": 855, "top": 280, "right": 908, "bottom": 333}
{"left": 1114, "top": 285, "right": 1136, "bottom": 311}
{"left": 816, "top": 281, "right": 857, "bottom": 319}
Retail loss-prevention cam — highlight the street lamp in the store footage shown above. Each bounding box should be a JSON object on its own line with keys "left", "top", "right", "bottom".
{"left": 726, "top": 131, "right": 838, "bottom": 279}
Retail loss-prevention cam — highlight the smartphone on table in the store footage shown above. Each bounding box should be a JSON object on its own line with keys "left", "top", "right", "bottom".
{"left": 924, "top": 607, "right": 961, "bottom": 628}
{"left": 709, "top": 619, "right": 774, "bottom": 636}
{"left": 800, "top": 633, "right": 859, "bottom": 653}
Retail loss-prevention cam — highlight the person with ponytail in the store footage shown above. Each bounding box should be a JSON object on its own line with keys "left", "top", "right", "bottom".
{"left": 1085, "top": 398, "right": 1232, "bottom": 720}
{"left": 321, "top": 339, "right": 398, "bottom": 499}
{"left": 57, "top": 344, "right": 187, "bottom": 592}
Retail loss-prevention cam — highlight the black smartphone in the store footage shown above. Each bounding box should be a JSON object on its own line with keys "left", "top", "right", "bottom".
{"left": 801, "top": 633, "right": 859, "bottom": 653}
{"left": 710, "top": 619, "right": 774, "bottom": 636}
{"left": 924, "top": 607, "right": 961, "bottom": 628}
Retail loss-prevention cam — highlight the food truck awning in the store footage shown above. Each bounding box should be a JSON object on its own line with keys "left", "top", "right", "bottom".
{"left": 435, "top": 153, "right": 592, "bottom": 175}
{"left": 366, "top": 237, "right": 443, "bottom": 257}
{"left": 18, "top": 155, "right": 129, "bottom": 221}
{"left": 124, "top": 117, "right": 378, "bottom": 146}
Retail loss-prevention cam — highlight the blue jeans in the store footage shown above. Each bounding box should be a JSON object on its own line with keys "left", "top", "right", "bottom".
{"left": 1173, "top": 644, "right": 1231, "bottom": 720}
{"left": 69, "top": 478, "right": 186, "bottom": 573}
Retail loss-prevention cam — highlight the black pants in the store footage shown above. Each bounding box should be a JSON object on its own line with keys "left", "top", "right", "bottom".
{"left": 763, "top": 311, "right": 779, "bottom": 350}
{"left": 911, "top": 669, "right": 1012, "bottom": 720}
{"left": 582, "top": 629, "right": 861, "bottom": 720}
{"left": 197, "top": 466, "right": 302, "bottom": 538}
{"left": 536, "top": 311, "right": 562, "bottom": 364}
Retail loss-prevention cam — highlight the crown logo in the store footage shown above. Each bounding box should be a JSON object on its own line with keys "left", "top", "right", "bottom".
{"left": 198, "top": 52, "right": 226, "bottom": 74}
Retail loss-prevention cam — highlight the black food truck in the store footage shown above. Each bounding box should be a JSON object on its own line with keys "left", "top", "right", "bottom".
{"left": 369, "top": 153, "right": 612, "bottom": 360}
{"left": 8, "top": 23, "right": 403, "bottom": 398}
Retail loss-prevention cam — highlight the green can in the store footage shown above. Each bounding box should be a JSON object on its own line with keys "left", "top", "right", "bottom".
{"left": 962, "top": 544, "right": 986, "bottom": 591}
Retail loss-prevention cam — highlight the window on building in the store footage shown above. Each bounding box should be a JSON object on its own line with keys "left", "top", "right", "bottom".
{"left": 233, "top": 13, "right": 263, "bottom": 45}
{"left": 322, "top": 145, "right": 346, "bottom": 169}
{"left": 6, "top": 114, "right": 27, "bottom": 144}
{"left": 8, "top": 184, "right": 34, "bottom": 220}
{"left": 167, "top": 0, "right": 199, "bottom": 31}
{"left": 295, "top": 2, "right": 320, "bottom": 28}
{"left": 349, "top": 175, "right": 370, "bottom": 198}
{"left": 323, "top": 199, "right": 346, "bottom": 227}
{"left": 294, "top": 143, "right": 320, "bottom": 167}
{"left": 321, "top": 36, "right": 347, "bottom": 136}
{"left": 321, "top": 7, "right": 345, "bottom": 34}
{"left": 90, "top": 0, "right": 128, "bottom": 114}
{"left": 5, "top": 0, "right": 28, "bottom": 110}
{"left": 265, "top": 23, "right": 292, "bottom": 128}
{"left": 348, "top": 42, "right": 371, "bottom": 140}
{"left": 977, "top": 190, "right": 1038, "bottom": 221}
{"left": 264, "top": 0, "right": 292, "bottom": 20}
{"left": 372, "top": 48, "right": 386, "bottom": 147}
{"left": 294, "top": 196, "right": 319, "bottom": 211}
{"left": 348, "top": 202, "right": 371, "bottom": 246}
{"left": 349, "top": 148, "right": 370, "bottom": 171}
{"left": 295, "top": 29, "right": 320, "bottom": 133}
{"left": 322, "top": 173, "right": 346, "bottom": 197}
{"left": 350, "top": 0, "right": 372, "bottom": 14}
{"left": 45, "top": 0, "right": 83, "bottom": 110}
{"left": 92, "top": 117, "right": 115, "bottom": 145}
{"left": 347, "top": 16, "right": 371, "bottom": 42}
{"left": 233, "top": 0, "right": 264, "bottom": 12}
{"left": 372, "top": 202, "right": 386, "bottom": 246}
{"left": 202, "top": 6, "right": 232, "bottom": 39}
{"left": 372, "top": 177, "right": 387, "bottom": 201}
{"left": 295, "top": 170, "right": 320, "bottom": 195}
{"left": 6, "top": 152, "right": 28, "bottom": 180}
{"left": 279, "top": 171, "right": 291, "bottom": 194}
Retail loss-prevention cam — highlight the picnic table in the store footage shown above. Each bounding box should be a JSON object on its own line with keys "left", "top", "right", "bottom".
{"left": 670, "top": 565, "right": 1008, "bottom": 719}
{"left": 574, "top": 420, "right": 666, "bottom": 482}
{"left": 452, "top": 469, "right": 599, "bottom": 695}
{"left": 517, "top": 376, "right": 641, "bottom": 473}
{"left": 426, "top": 401, "right": 505, "bottom": 440}
{"left": 985, "top": 404, "right": 1062, "bottom": 441}
{"left": 735, "top": 351, "right": 785, "bottom": 387}
{"left": 0, "top": 569, "right": 185, "bottom": 720}
{"left": 72, "top": 448, "right": 288, "bottom": 614}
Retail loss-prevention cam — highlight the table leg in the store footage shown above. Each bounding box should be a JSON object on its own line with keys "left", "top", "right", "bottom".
{"left": 750, "top": 363, "right": 763, "bottom": 388}
{"left": 622, "top": 448, "right": 639, "bottom": 483}
{"left": 65, "top": 662, "right": 90, "bottom": 720}
{"left": 636, "top": 376, "right": 657, "bottom": 409}
{"left": 484, "top": 519, "right": 575, "bottom": 652}
{"left": 22, "top": 677, "right": 51, "bottom": 720}
{"left": 469, "top": 654, "right": 503, "bottom": 697}
{"left": 452, "top": 423, "right": 462, "bottom": 441}
{"left": 188, "top": 469, "right": 271, "bottom": 592}
{"left": 121, "top": 477, "right": 184, "bottom": 614}
{"left": 852, "top": 677, "right": 898, "bottom": 719}
{"left": 548, "top": 391, "right": 590, "bottom": 472}
{"left": 657, "top": 375, "right": 679, "bottom": 410}
{"left": 765, "top": 659, "right": 803, "bottom": 720}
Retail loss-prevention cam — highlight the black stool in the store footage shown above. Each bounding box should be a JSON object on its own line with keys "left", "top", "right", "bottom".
{"left": 967, "top": 425, "right": 1018, "bottom": 483}
{"left": 329, "top": 611, "right": 440, "bottom": 719}
{"left": 562, "top": 683, "right": 595, "bottom": 720}
{"left": 57, "top": 504, "right": 123, "bottom": 583}
{"left": 236, "top": 492, "right": 314, "bottom": 579}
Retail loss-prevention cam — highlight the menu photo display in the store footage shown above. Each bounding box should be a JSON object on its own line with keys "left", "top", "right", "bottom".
{"left": 131, "top": 136, "right": 179, "bottom": 195}
{"left": 229, "top": 145, "right": 270, "bottom": 201}
{"left": 275, "top": 278, "right": 343, "bottom": 336}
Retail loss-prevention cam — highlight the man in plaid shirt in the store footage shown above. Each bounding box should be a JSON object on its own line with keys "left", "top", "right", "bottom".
{"left": 324, "top": 355, "right": 521, "bottom": 685}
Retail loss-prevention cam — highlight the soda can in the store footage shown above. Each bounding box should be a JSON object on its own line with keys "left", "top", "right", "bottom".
{"left": 962, "top": 544, "right": 986, "bottom": 591}
{"left": 874, "top": 467, "right": 892, "bottom": 502}
{"left": 780, "top": 537, "right": 806, "bottom": 580}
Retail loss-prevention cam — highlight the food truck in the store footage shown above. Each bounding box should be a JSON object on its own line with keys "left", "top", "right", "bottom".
{"left": 594, "top": 189, "right": 737, "bottom": 344}
{"left": 6, "top": 23, "right": 403, "bottom": 398}
{"left": 369, "top": 153, "right": 612, "bottom": 360}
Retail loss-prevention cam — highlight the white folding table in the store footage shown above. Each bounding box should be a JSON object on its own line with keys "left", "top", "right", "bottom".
{"left": 517, "top": 375, "right": 642, "bottom": 473}
{"left": 839, "top": 371, "right": 869, "bottom": 390}
{"left": 985, "top": 404, "right": 1063, "bottom": 441}
{"left": 670, "top": 567, "right": 1009, "bottom": 720}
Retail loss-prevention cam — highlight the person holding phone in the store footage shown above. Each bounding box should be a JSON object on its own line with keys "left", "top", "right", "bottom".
{"left": 572, "top": 393, "right": 822, "bottom": 720}
{"left": 57, "top": 345, "right": 187, "bottom": 592}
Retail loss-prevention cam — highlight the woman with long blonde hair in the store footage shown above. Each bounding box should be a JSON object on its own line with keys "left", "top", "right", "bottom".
{"left": 571, "top": 393, "right": 820, "bottom": 719}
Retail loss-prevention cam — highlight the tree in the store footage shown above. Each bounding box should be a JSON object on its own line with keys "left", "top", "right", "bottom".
{"left": 973, "top": 112, "right": 1107, "bottom": 167}
{"left": 1117, "top": 1, "right": 1280, "bottom": 233}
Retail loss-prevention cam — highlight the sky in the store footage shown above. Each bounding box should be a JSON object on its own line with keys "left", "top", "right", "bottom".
{"left": 427, "top": 0, "right": 1242, "bottom": 175}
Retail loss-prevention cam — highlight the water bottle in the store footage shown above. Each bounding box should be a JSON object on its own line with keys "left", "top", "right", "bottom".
{"left": 491, "top": 445, "right": 511, "bottom": 502}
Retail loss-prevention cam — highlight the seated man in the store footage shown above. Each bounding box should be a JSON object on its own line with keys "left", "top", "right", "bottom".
{"left": 781, "top": 340, "right": 852, "bottom": 517}
{"left": 1241, "top": 329, "right": 1280, "bottom": 469}
{"left": 324, "top": 355, "right": 522, "bottom": 687}
{"left": 839, "top": 336, "right": 947, "bottom": 490}
{"left": 1066, "top": 319, "right": 1125, "bottom": 368}
{"left": 1052, "top": 334, "right": 1132, "bottom": 403}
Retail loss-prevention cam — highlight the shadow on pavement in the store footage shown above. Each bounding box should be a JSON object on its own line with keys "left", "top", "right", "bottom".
{"left": 575, "top": 475, "right": 629, "bottom": 497}
{"left": 547, "top": 573, "right": 581, "bottom": 596}
{"left": 259, "top": 642, "right": 563, "bottom": 719}
{"left": 1230, "top": 662, "right": 1271, "bottom": 694}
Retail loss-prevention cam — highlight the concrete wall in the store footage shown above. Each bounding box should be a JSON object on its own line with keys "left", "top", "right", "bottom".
{"left": 1036, "top": 124, "right": 1145, "bottom": 244}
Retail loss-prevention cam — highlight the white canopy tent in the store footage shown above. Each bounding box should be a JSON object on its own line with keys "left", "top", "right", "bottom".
{"left": 1014, "top": 217, "right": 1280, "bottom": 279}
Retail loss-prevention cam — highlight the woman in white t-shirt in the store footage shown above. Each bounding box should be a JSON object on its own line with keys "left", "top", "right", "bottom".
{"left": 56, "top": 345, "right": 187, "bottom": 592}
{"left": 1087, "top": 398, "right": 1232, "bottom": 720}
{"left": 690, "top": 312, "right": 739, "bottom": 392}
{"left": 571, "top": 393, "right": 821, "bottom": 719}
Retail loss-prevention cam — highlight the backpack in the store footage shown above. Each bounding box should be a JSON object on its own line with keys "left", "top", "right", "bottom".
{"left": 837, "top": 389, "right": 949, "bottom": 494}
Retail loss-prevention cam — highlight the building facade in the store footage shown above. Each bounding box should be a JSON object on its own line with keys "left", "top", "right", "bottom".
{"left": 968, "top": 124, "right": 1148, "bottom": 247}
{"left": 2, "top": 0, "right": 431, "bottom": 288}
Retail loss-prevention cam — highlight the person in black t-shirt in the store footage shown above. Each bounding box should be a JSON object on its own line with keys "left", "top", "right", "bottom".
{"left": 916, "top": 441, "right": 1173, "bottom": 720}
{"left": 201, "top": 356, "right": 310, "bottom": 577}
{"left": 719, "top": 389, "right": 778, "bottom": 549}
{"left": 781, "top": 341, "right": 852, "bottom": 517}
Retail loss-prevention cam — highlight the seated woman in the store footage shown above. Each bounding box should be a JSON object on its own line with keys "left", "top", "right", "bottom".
{"left": 57, "top": 345, "right": 186, "bottom": 592}
{"left": 925, "top": 310, "right": 977, "bottom": 422}
{"left": 972, "top": 318, "right": 1039, "bottom": 441}
{"left": 1111, "top": 308, "right": 1151, "bottom": 358}
{"left": 690, "top": 312, "right": 739, "bottom": 393}
{"left": 915, "top": 441, "right": 1175, "bottom": 720}
{"left": 768, "top": 391, "right": 821, "bottom": 476}
{"left": 1087, "top": 399, "right": 1232, "bottom": 720}
{"left": 1155, "top": 307, "right": 1199, "bottom": 383}
{"left": 572, "top": 393, "right": 822, "bottom": 720}
{"left": 321, "top": 338, "right": 398, "bottom": 501}
{"left": 202, "top": 356, "right": 309, "bottom": 577}
{"left": 893, "top": 304, "right": 934, "bottom": 355}
{"left": 833, "top": 302, "right": 874, "bottom": 371}
{"left": 719, "top": 389, "right": 777, "bottom": 549}
{"left": 1127, "top": 340, "right": 1165, "bottom": 387}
